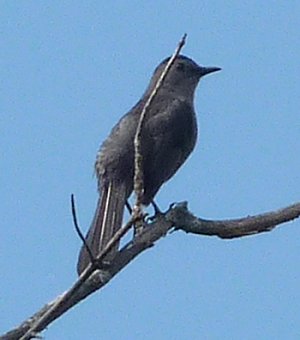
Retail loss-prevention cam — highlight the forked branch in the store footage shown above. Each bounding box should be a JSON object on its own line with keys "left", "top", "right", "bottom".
{"left": 2, "top": 201, "right": 300, "bottom": 340}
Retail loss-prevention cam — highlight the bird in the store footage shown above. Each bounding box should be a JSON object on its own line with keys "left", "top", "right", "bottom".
{"left": 77, "top": 55, "right": 221, "bottom": 275}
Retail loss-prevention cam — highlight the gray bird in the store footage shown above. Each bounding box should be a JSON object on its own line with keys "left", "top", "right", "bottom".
{"left": 77, "top": 55, "right": 220, "bottom": 275}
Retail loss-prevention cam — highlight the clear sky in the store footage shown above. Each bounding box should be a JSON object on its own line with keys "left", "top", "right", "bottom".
{"left": 1, "top": 1, "right": 300, "bottom": 339}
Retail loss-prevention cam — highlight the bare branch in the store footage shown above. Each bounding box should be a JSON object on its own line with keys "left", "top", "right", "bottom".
{"left": 170, "top": 201, "right": 300, "bottom": 238}
{"left": 16, "top": 216, "right": 137, "bottom": 340}
{"left": 1, "top": 214, "right": 170, "bottom": 340}
{"left": 133, "top": 33, "right": 187, "bottom": 214}
{"left": 2, "top": 201, "right": 299, "bottom": 340}
{"left": 71, "top": 194, "right": 95, "bottom": 265}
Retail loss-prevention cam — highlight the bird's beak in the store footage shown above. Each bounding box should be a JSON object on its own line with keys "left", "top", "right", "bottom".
{"left": 200, "top": 66, "right": 222, "bottom": 77}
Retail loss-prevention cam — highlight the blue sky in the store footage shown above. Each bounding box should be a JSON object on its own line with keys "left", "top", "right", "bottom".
{"left": 1, "top": 1, "right": 300, "bottom": 339}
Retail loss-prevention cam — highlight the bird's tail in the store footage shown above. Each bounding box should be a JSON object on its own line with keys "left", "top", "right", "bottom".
{"left": 77, "top": 180, "right": 127, "bottom": 275}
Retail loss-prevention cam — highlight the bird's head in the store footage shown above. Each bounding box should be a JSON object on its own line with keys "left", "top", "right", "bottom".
{"left": 148, "top": 55, "right": 221, "bottom": 100}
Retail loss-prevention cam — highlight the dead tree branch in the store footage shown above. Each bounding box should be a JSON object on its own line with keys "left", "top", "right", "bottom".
{"left": 2, "top": 201, "right": 300, "bottom": 340}
{"left": 133, "top": 33, "right": 187, "bottom": 213}
{"left": 170, "top": 201, "right": 300, "bottom": 238}
{"left": 16, "top": 215, "right": 137, "bottom": 340}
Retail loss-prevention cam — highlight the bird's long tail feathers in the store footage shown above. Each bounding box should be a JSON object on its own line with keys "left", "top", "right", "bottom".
{"left": 77, "top": 180, "right": 127, "bottom": 275}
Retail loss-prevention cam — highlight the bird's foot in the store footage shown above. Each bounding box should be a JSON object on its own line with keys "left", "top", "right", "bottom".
{"left": 146, "top": 200, "right": 164, "bottom": 222}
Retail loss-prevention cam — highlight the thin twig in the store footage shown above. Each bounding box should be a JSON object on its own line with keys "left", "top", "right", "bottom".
{"left": 71, "top": 194, "right": 95, "bottom": 265}
{"left": 133, "top": 33, "right": 187, "bottom": 216}
{"left": 125, "top": 200, "right": 133, "bottom": 214}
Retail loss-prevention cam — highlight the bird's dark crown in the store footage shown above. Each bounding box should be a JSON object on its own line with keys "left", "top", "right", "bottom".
{"left": 156, "top": 55, "right": 199, "bottom": 72}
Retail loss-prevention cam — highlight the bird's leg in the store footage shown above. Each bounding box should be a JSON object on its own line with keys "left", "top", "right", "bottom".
{"left": 145, "top": 200, "right": 163, "bottom": 223}
{"left": 151, "top": 200, "right": 162, "bottom": 215}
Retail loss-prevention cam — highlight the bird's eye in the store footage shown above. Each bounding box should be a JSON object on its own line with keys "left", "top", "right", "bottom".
{"left": 176, "top": 63, "right": 185, "bottom": 71}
